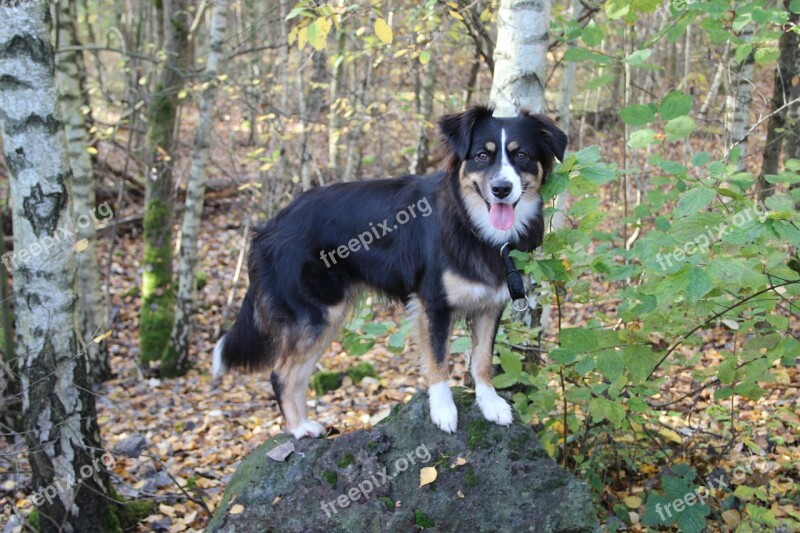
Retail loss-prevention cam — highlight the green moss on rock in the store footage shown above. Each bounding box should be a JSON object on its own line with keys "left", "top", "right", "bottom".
{"left": 322, "top": 470, "right": 337, "bottom": 488}
{"left": 346, "top": 362, "right": 378, "bottom": 383}
{"left": 414, "top": 509, "right": 434, "bottom": 528}
{"left": 311, "top": 371, "right": 343, "bottom": 396}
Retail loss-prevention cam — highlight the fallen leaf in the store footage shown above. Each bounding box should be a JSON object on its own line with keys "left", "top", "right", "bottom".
{"left": 229, "top": 504, "right": 245, "bottom": 515}
{"left": 266, "top": 441, "right": 295, "bottom": 461}
{"left": 419, "top": 466, "right": 437, "bottom": 488}
{"left": 457, "top": 490, "right": 464, "bottom": 499}
{"left": 623, "top": 495, "right": 642, "bottom": 508}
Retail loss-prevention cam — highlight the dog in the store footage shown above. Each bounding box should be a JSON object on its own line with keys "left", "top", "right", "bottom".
{"left": 213, "top": 105, "right": 567, "bottom": 438}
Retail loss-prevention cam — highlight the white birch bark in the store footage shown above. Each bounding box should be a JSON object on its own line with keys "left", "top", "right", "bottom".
{"left": 0, "top": 1, "right": 110, "bottom": 529}
{"left": 168, "top": 0, "right": 228, "bottom": 371}
{"left": 490, "top": 0, "right": 552, "bottom": 115}
{"left": 726, "top": 16, "right": 755, "bottom": 172}
{"left": 55, "top": 0, "right": 110, "bottom": 383}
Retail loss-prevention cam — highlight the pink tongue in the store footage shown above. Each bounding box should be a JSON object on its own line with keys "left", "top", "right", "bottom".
{"left": 489, "top": 203, "right": 515, "bottom": 230}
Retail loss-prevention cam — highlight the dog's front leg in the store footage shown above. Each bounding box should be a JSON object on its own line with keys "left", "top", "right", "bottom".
{"left": 469, "top": 307, "right": 513, "bottom": 426}
{"left": 417, "top": 302, "right": 458, "bottom": 433}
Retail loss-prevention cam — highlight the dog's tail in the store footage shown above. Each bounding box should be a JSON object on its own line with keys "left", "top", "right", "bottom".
{"left": 212, "top": 290, "right": 277, "bottom": 378}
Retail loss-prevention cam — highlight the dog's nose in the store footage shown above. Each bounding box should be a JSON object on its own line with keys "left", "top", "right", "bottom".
{"left": 491, "top": 181, "right": 512, "bottom": 199}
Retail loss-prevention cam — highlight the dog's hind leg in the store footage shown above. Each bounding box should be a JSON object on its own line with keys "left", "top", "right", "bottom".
{"left": 416, "top": 300, "right": 457, "bottom": 433}
{"left": 272, "top": 302, "right": 347, "bottom": 439}
{"left": 469, "top": 306, "right": 513, "bottom": 426}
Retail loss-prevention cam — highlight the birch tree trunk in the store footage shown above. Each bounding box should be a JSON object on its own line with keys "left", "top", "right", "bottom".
{"left": 489, "top": 0, "right": 553, "bottom": 333}
{"left": 328, "top": 28, "right": 345, "bottom": 176}
{"left": 726, "top": 16, "right": 755, "bottom": 173}
{"left": 783, "top": 16, "right": 800, "bottom": 164}
{"left": 140, "top": 0, "right": 190, "bottom": 369}
{"left": 55, "top": 0, "right": 110, "bottom": 383}
{"left": 490, "top": 0, "right": 551, "bottom": 116}
{"left": 0, "top": 2, "right": 112, "bottom": 529}
{"left": 164, "top": 0, "right": 228, "bottom": 376}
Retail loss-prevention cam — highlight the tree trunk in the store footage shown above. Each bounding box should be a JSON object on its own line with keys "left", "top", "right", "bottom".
{"left": 140, "top": 0, "right": 191, "bottom": 369}
{"left": 328, "top": 28, "right": 345, "bottom": 176}
{"left": 726, "top": 15, "right": 755, "bottom": 173}
{"left": 757, "top": 1, "right": 798, "bottom": 200}
{"left": 489, "top": 0, "right": 553, "bottom": 333}
{"left": 782, "top": 8, "right": 800, "bottom": 165}
{"left": 164, "top": 0, "right": 228, "bottom": 376}
{"left": 490, "top": 0, "right": 551, "bottom": 116}
{"left": 55, "top": 0, "right": 111, "bottom": 383}
{"left": 0, "top": 2, "right": 112, "bottom": 530}
{"left": 410, "top": 50, "right": 435, "bottom": 175}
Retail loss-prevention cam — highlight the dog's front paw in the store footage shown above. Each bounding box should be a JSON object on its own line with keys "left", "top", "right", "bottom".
{"left": 290, "top": 420, "right": 326, "bottom": 439}
{"left": 429, "top": 382, "right": 458, "bottom": 433}
{"left": 476, "top": 383, "right": 513, "bottom": 426}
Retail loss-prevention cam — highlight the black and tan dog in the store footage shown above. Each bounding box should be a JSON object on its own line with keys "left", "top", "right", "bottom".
{"left": 213, "top": 105, "right": 567, "bottom": 438}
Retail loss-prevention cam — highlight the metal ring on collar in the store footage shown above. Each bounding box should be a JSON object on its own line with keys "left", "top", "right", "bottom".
{"left": 511, "top": 299, "right": 529, "bottom": 312}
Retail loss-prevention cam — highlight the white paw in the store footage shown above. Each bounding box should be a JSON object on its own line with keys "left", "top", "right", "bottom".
{"left": 290, "top": 420, "right": 325, "bottom": 439}
{"left": 476, "top": 383, "right": 513, "bottom": 426}
{"left": 429, "top": 382, "right": 458, "bottom": 433}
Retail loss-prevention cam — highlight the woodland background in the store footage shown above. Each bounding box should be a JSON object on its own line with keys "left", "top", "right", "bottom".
{"left": 0, "top": 0, "right": 799, "bottom": 531}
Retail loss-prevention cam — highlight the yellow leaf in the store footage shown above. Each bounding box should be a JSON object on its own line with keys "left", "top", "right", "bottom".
{"left": 657, "top": 427, "right": 682, "bottom": 444}
{"left": 288, "top": 26, "right": 298, "bottom": 46}
{"left": 229, "top": 504, "right": 245, "bottom": 515}
{"left": 375, "top": 18, "right": 392, "bottom": 45}
{"left": 93, "top": 330, "right": 112, "bottom": 344}
{"left": 73, "top": 239, "right": 89, "bottom": 252}
{"left": 419, "top": 466, "right": 437, "bottom": 487}
{"left": 449, "top": 10, "right": 464, "bottom": 20}
{"left": 86, "top": 146, "right": 98, "bottom": 155}
{"left": 623, "top": 495, "right": 642, "bottom": 508}
{"left": 308, "top": 17, "right": 331, "bottom": 50}
{"left": 297, "top": 26, "right": 308, "bottom": 50}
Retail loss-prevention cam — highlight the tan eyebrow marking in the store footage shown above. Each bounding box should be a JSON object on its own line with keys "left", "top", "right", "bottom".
{"left": 507, "top": 141, "right": 519, "bottom": 152}
{"left": 485, "top": 142, "right": 496, "bottom": 152}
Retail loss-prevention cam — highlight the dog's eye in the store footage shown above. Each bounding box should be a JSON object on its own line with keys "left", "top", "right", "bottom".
{"left": 515, "top": 151, "right": 529, "bottom": 161}
{"left": 475, "top": 152, "right": 489, "bottom": 162}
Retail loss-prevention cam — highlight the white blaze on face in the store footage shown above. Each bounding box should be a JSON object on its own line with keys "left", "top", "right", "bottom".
{"left": 496, "top": 128, "right": 523, "bottom": 203}
{"left": 487, "top": 128, "right": 523, "bottom": 231}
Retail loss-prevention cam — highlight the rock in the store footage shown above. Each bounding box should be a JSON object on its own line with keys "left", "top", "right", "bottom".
{"left": 207, "top": 388, "right": 599, "bottom": 532}
{"left": 114, "top": 434, "right": 147, "bottom": 458}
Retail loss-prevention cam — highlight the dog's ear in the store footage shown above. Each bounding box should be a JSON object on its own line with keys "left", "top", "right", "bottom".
{"left": 519, "top": 111, "right": 568, "bottom": 177}
{"left": 438, "top": 105, "right": 494, "bottom": 170}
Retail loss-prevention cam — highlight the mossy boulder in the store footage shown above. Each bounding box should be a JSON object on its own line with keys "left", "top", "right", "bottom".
{"left": 207, "top": 388, "right": 599, "bottom": 532}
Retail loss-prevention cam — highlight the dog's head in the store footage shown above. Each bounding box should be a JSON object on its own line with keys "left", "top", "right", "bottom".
{"left": 439, "top": 105, "right": 567, "bottom": 250}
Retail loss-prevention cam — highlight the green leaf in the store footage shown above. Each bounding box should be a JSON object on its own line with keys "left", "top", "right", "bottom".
{"left": 550, "top": 348, "right": 578, "bottom": 365}
{"left": 560, "top": 328, "right": 598, "bottom": 352}
{"left": 563, "top": 47, "right": 613, "bottom": 65}
{"left": 499, "top": 351, "right": 522, "bottom": 375}
{"left": 450, "top": 336, "right": 471, "bottom": 354}
{"left": 659, "top": 91, "right": 694, "bottom": 120}
{"left": 623, "top": 345, "right": 657, "bottom": 381}
{"left": 717, "top": 358, "right": 737, "bottom": 384}
{"left": 686, "top": 268, "right": 713, "bottom": 302}
{"left": 492, "top": 372, "right": 518, "bottom": 389}
{"left": 665, "top": 116, "right": 695, "bottom": 140}
{"left": 754, "top": 47, "right": 780, "bottom": 64}
{"left": 419, "top": 50, "right": 431, "bottom": 65}
{"left": 589, "top": 397, "right": 625, "bottom": 427}
{"left": 735, "top": 43, "right": 753, "bottom": 63}
{"left": 605, "top": 0, "right": 631, "bottom": 20}
{"left": 388, "top": 331, "right": 406, "bottom": 354}
{"left": 597, "top": 350, "right": 624, "bottom": 380}
{"left": 586, "top": 73, "right": 615, "bottom": 90}
{"left": 669, "top": 212, "right": 723, "bottom": 242}
{"left": 625, "top": 48, "right": 652, "bottom": 66}
{"left": 675, "top": 187, "right": 716, "bottom": 218}
{"left": 792, "top": 0, "right": 800, "bottom": 13}
{"left": 628, "top": 128, "right": 658, "bottom": 149}
{"left": 581, "top": 22, "right": 604, "bottom": 47}
{"left": 620, "top": 104, "right": 655, "bottom": 126}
